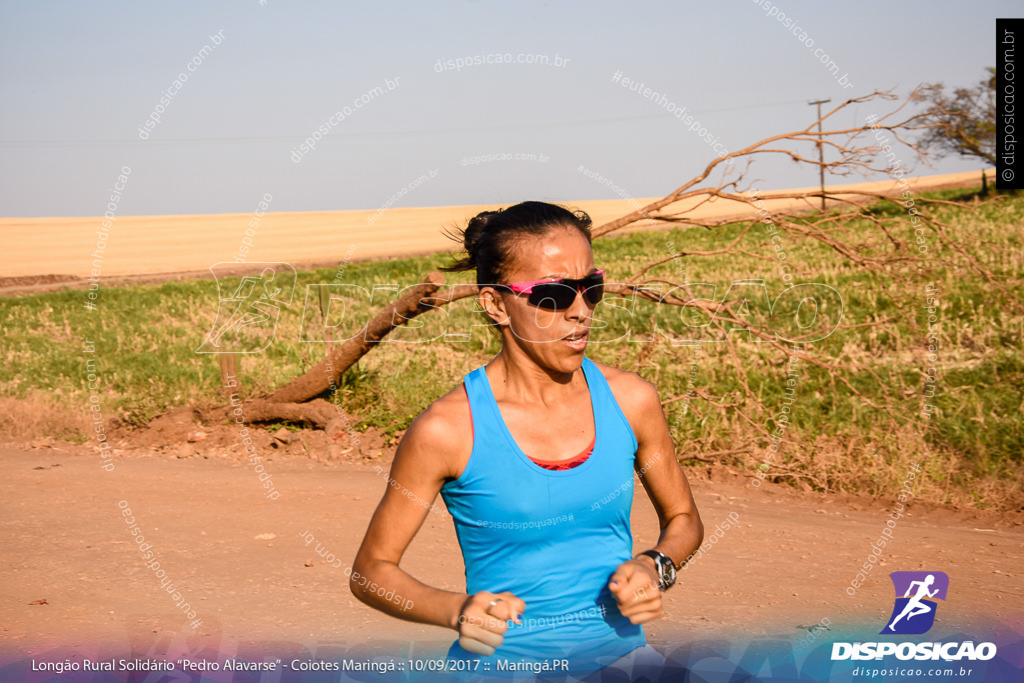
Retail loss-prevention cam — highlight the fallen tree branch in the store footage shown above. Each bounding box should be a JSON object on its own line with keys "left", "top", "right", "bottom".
{"left": 267, "top": 271, "right": 447, "bottom": 405}
{"left": 202, "top": 398, "right": 341, "bottom": 429}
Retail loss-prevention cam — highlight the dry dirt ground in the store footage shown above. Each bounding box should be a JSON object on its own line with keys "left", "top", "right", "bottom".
{"left": 1, "top": 432, "right": 1021, "bottom": 666}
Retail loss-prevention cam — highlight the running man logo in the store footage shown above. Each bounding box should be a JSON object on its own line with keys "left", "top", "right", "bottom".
{"left": 196, "top": 263, "right": 296, "bottom": 354}
{"left": 880, "top": 571, "right": 950, "bottom": 635}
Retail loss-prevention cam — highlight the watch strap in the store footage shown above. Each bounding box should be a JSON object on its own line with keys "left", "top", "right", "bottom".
{"left": 638, "top": 550, "right": 676, "bottom": 591}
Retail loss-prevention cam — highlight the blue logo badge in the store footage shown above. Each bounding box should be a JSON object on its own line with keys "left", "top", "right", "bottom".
{"left": 880, "top": 571, "right": 949, "bottom": 635}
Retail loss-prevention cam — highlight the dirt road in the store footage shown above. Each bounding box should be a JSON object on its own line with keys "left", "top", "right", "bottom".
{"left": 2, "top": 440, "right": 1020, "bottom": 667}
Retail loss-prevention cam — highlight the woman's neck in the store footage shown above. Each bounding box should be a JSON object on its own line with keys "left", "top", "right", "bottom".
{"left": 489, "top": 348, "right": 581, "bottom": 407}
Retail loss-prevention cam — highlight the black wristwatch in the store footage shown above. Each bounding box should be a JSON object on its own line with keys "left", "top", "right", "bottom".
{"left": 638, "top": 550, "right": 677, "bottom": 591}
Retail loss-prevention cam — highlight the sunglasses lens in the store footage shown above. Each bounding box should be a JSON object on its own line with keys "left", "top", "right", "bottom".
{"left": 583, "top": 274, "right": 604, "bottom": 305}
{"left": 528, "top": 282, "right": 577, "bottom": 310}
{"left": 526, "top": 274, "right": 604, "bottom": 310}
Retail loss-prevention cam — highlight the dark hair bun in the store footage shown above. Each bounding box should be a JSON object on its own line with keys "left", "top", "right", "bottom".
{"left": 461, "top": 210, "right": 500, "bottom": 266}
{"left": 441, "top": 201, "right": 592, "bottom": 286}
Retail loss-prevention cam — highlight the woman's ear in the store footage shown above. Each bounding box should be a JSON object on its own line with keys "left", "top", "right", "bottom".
{"left": 478, "top": 286, "right": 509, "bottom": 326}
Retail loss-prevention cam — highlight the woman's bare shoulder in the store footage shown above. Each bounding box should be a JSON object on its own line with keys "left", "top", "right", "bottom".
{"left": 395, "top": 382, "right": 473, "bottom": 477}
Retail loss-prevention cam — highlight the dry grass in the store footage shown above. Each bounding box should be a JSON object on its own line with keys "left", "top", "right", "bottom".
{"left": 0, "top": 391, "right": 90, "bottom": 442}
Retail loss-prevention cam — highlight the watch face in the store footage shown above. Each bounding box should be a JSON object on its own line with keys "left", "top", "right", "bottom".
{"left": 662, "top": 559, "right": 677, "bottom": 587}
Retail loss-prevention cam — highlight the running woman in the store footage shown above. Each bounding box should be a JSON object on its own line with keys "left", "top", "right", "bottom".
{"left": 351, "top": 201, "right": 704, "bottom": 678}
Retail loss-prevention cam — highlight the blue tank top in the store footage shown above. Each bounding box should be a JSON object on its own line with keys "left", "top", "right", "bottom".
{"left": 440, "top": 356, "right": 646, "bottom": 675}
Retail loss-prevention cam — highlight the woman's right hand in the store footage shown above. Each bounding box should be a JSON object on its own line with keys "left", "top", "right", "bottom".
{"left": 456, "top": 591, "right": 526, "bottom": 656}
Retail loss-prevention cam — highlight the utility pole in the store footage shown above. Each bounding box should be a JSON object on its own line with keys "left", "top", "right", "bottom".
{"left": 809, "top": 98, "right": 831, "bottom": 211}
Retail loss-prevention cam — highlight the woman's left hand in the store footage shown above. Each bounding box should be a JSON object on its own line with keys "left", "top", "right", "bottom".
{"left": 608, "top": 558, "right": 663, "bottom": 624}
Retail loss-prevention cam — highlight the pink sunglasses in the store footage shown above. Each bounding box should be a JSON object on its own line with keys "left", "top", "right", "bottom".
{"left": 501, "top": 270, "right": 605, "bottom": 310}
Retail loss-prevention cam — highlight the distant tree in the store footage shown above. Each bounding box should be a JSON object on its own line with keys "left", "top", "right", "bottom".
{"left": 915, "top": 68, "right": 996, "bottom": 166}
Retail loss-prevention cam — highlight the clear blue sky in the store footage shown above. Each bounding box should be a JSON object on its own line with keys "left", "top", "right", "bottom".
{"left": 0, "top": 0, "right": 1009, "bottom": 217}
